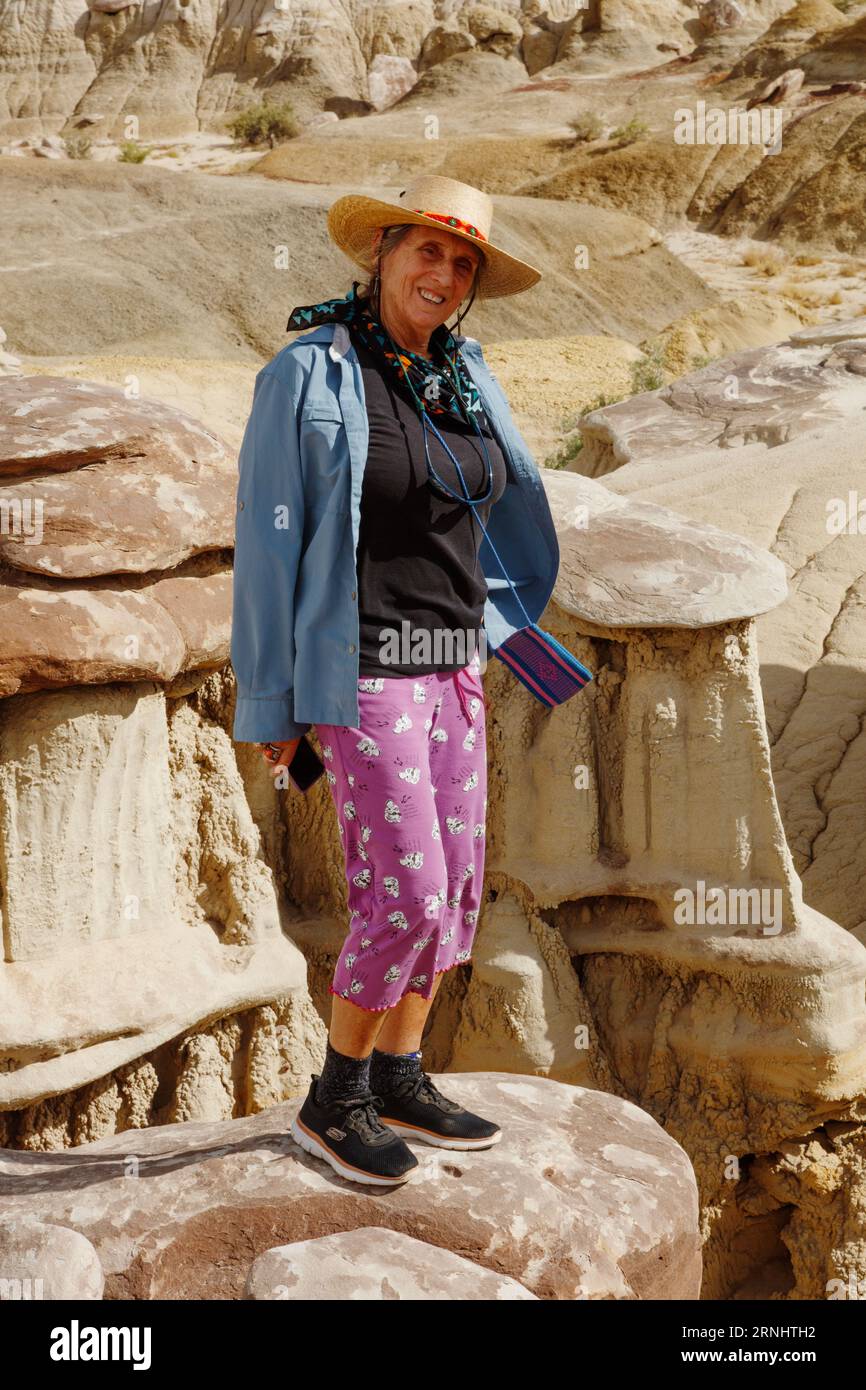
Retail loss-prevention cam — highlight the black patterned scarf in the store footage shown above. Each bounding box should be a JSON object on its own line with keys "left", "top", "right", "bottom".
{"left": 286, "top": 281, "right": 485, "bottom": 426}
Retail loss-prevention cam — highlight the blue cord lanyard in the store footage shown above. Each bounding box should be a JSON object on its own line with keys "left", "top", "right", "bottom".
{"left": 383, "top": 326, "right": 537, "bottom": 629}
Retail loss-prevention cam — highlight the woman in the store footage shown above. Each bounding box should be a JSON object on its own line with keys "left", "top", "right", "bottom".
{"left": 230, "top": 175, "right": 560, "bottom": 1187}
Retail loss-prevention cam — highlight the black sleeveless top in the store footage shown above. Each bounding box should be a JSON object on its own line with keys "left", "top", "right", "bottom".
{"left": 350, "top": 327, "right": 509, "bottom": 677}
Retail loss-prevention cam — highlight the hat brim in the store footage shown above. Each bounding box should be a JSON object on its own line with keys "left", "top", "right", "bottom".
{"left": 327, "top": 194, "right": 542, "bottom": 300}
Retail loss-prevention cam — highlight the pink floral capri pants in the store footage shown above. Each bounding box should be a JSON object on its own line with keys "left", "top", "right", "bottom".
{"left": 315, "top": 654, "right": 488, "bottom": 1013}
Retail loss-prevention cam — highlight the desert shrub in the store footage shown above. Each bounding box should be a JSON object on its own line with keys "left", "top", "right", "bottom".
{"left": 118, "top": 139, "right": 151, "bottom": 163}
{"left": 741, "top": 244, "right": 786, "bottom": 275}
{"left": 227, "top": 100, "right": 299, "bottom": 148}
{"left": 569, "top": 113, "right": 604, "bottom": 143}
{"left": 778, "top": 279, "right": 838, "bottom": 307}
{"left": 544, "top": 392, "right": 625, "bottom": 469}
{"left": 631, "top": 342, "right": 667, "bottom": 394}
{"left": 609, "top": 116, "right": 650, "bottom": 146}
{"left": 63, "top": 136, "right": 92, "bottom": 159}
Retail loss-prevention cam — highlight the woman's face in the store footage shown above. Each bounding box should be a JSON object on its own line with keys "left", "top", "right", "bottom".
{"left": 372, "top": 224, "right": 482, "bottom": 347}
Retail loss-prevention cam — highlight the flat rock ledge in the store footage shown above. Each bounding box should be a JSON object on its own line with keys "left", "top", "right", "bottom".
{"left": 0, "top": 1074, "right": 701, "bottom": 1301}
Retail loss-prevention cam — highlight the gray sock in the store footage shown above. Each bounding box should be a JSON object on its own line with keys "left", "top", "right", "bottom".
{"left": 370, "top": 1046, "right": 423, "bottom": 1094}
{"left": 315, "top": 1040, "right": 373, "bottom": 1108}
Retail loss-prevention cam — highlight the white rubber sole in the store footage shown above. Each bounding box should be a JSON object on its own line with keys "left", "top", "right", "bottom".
{"left": 380, "top": 1120, "right": 503, "bottom": 1150}
{"left": 290, "top": 1115, "right": 417, "bottom": 1187}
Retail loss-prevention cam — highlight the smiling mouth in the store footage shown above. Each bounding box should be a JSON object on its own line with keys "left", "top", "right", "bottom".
{"left": 418, "top": 288, "right": 445, "bottom": 305}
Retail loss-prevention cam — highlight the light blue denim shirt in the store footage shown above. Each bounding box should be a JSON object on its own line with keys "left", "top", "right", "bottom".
{"left": 230, "top": 321, "right": 560, "bottom": 743}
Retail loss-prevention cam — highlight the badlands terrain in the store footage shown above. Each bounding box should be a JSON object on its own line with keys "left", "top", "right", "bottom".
{"left": 1, "top": 0, "right": 866, "bottom": 1301}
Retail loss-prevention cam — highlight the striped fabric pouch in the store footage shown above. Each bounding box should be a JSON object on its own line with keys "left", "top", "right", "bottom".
{"left": 492, "top": 621, "right": 593, "bottom": 708}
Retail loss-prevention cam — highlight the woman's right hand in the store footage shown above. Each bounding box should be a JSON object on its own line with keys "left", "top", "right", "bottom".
{"left": 258, "top": 738, "right": 301, "bottom": 779}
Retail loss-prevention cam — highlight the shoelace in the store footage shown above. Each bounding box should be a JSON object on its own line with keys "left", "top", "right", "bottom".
{"left": 394, "top": 1070, "right": 464, "bottom": 1113}
{"left": 329, "top": 1091, "right": 390, "bottom": 1140}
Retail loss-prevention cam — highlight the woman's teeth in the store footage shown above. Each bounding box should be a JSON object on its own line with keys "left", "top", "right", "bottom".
{"left": 419, "top": 289, "right": 444, "bottom": 304}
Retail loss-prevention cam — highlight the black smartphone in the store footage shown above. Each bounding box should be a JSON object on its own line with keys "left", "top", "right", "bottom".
{"left": 287, "top": 734, "right": 326, "bottom": 792}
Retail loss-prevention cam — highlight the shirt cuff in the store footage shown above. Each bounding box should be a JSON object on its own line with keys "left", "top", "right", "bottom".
{"left": 233, "top": 696, "right": 312, "bottom": 744}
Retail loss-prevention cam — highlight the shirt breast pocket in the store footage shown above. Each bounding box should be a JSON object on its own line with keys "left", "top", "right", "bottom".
{"left": 299, "top": 403, "right": 349, "bottom": 514}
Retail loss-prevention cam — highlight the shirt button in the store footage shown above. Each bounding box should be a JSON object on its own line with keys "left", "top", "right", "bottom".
{"left": 238, "top": 500, "right": 245, "bottom": 510}
{"left": 348, "top": 643, "right": 356, "bottom": 653}
{"left": 350, "top": 589, "right": 357, "bottom": 600}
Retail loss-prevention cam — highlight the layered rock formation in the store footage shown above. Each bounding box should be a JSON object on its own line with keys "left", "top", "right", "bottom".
{"left": 0, "top": 0, "right": 816, "bottom": 142}
{"left": 0, "top": 0, "right": 589, "bottom": 140}
{"left": 574, "top": 316, "right": 866, "bottom": 944}
{"left": 0, "top": 375, "right": 325, "bottom": 1131}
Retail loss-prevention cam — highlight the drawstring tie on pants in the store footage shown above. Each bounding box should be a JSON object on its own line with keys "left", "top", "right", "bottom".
{"left": 453, "top": 656, "right": 489, "bottom": 725}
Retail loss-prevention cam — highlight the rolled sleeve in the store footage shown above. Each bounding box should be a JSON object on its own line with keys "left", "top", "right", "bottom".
{"left": 230, "top": 366, "right": 312, "bottom": 744}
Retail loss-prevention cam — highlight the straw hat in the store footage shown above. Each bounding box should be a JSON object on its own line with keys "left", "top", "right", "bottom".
{"left": 327, "top": 174, "right": 542, "bottom": 300}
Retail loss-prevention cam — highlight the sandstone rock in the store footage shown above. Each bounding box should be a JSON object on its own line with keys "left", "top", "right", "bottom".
{"left": 0, "top": 1216, "right": 103, "bottom": 1300}
{"left": 0, "top": 0, "right": 423, "bottom": 141}
{"left": 246, "top": 1227, "right": 540, "bottom": 1300}
{"left": 0, "top": 375, "right": 233, "bottom": 582}
{"left": 466, "top": 4, "right": 524, "bottom": 56}
{"left": 419, "top": 23, "right": 477, "bottom": 71}
{"left": 728, "top": 0, "right": 849, "bottom": 79}
{"left": 0, "top": 373, "right": 239, "bottom": 692}
{"left": 574, "top": 317, "right": 866, "bottom": 940}
{"left": 712, "top": 91, "right": 865, "bottom": 253}
{"left": 542, "top": 468, "right": 788, "bottom": 627}
{"left": 746, "top": 66, "right": 805, "bottom": 106}
{"left": 0, "top": 375, "right": 324, "bottom": 1126}
{"left": 367, "top": 54, "right": 418, "bottom": 111}
{"left": 0, "top": 328, "right": 22, "bottom": 379}
{"left": 521, "top": 23, "right": 561, "bottom": 74}
{"left": 555, "top": 0, "right": 700, "bottom": 73}
{"left": 577, "top": 328, "right": 866, "bottom": 476}
{"left": 698, "top": 0, "right": 746, "bottom": 35}
{"left": 0, "top": 1074, "right": 703, "bottom": 1300}
{"left": 0, "top": 351, "right": 23, "bottom": 377}
{"left": 799, "top": 13, "right": 866, "bottom": 83}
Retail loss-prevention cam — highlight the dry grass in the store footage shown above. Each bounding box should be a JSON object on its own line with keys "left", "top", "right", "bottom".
{"left": 778, "top": 280, "right": 843, "bottom": 307}
{"left": 741, "top": 245, "right": 787, "bottom": 275}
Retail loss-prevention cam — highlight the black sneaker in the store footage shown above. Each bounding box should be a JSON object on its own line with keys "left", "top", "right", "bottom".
{"left": 375, "top": 1071, "right": 502, "bottom": 1150}
{"left": 290, "top": 1075, "right": 420, "bottom": 1187}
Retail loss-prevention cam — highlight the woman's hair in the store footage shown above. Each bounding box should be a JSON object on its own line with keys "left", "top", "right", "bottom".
{"left": 355, "top": 223, "right": 481, "bottom": 336}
